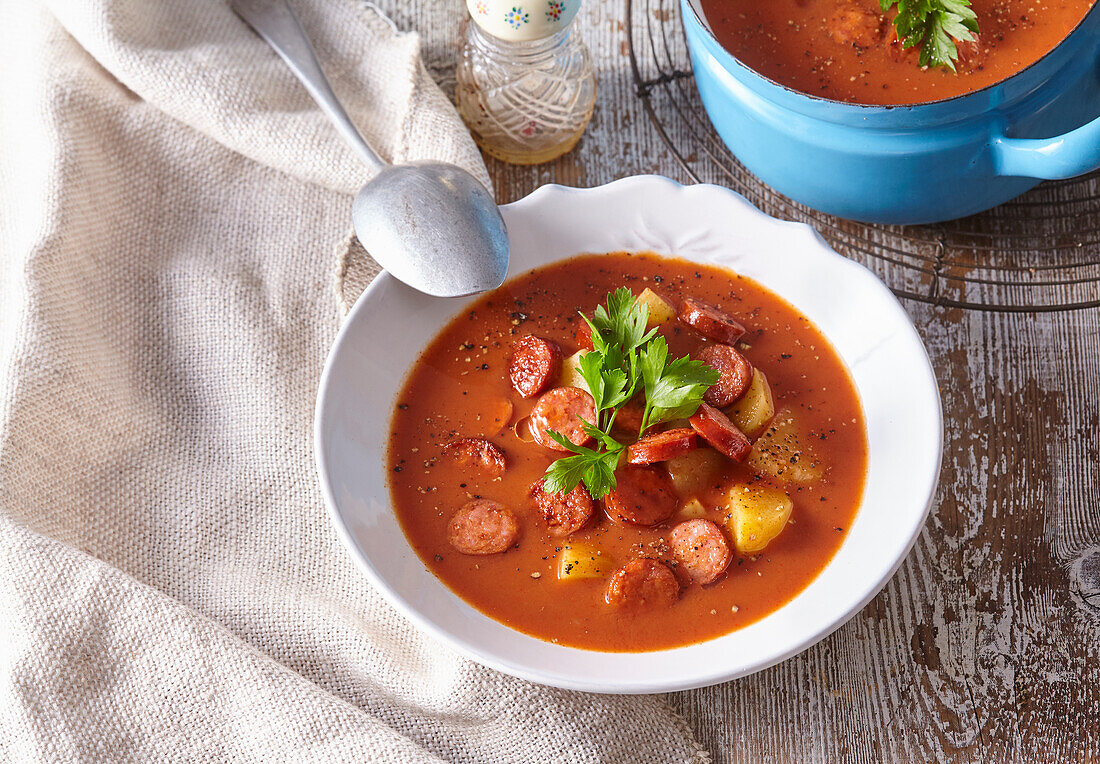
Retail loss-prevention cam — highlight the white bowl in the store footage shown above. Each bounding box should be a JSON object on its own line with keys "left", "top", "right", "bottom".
{"left": 314, "top": 176, "right": 942, "bottom": 694}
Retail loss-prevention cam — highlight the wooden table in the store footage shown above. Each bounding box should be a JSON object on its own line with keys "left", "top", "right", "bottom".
{"left": 395, "top": 1, "right": 1100, "bottom": 759}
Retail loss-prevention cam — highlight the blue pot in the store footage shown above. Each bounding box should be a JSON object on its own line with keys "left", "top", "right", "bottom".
{"left": 682, "top": 0, "right": 1100, "bottom": 224}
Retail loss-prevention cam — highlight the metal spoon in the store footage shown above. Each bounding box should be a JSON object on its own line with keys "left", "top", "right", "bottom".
{"left": 231, "top": 0, "right": 509, "bottom": 297}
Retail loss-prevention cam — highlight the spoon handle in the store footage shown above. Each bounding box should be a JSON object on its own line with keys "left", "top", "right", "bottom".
{"left": 231, "top": 0, "right": 386, "bottom": 173}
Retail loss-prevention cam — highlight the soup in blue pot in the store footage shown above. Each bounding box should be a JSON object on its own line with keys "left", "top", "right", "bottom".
{"left": 701, "top": 0, "right": 1096, "bottom": 105}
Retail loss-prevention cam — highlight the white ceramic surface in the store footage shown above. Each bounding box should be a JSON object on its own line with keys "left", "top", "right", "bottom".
{"left": 314, "top": 176, "right": 942, "bottom": 694}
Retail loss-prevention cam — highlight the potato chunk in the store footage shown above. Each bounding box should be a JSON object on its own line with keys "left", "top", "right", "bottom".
{"left": 557, "top": 543, "right": 613, "bottom": 580}
{"left": 636, "top": 287, "right": 676, "bottom": 328}
{"left": 665, "top": 448, "right": 725, "bottom": 497}
{"left": 728, "top": 369, "right": 774, "bottom": 436}
{"left": 678, "top": 497, "right": 707, "bottom": 519}
{"left": 746, "top": 409, "right": 824, "bottom": 484}
{"left": 558, "top": 350, "right": 590, "bottom": 393}
{"left": 725, "top": 484, "right": 793, "bottom": 553}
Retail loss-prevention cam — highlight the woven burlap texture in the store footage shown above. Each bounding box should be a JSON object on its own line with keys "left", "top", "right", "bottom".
{"left": 0, "top": 1, "right": 711, "bottom": 761}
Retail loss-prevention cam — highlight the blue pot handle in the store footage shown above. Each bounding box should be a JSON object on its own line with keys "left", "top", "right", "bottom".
{"left": 993, "top": 115, "right": 1100, "bottom": 179}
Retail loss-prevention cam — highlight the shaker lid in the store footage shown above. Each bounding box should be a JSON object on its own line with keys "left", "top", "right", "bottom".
{"left": 467, "top": 0, "right": 580, "bottom": 41}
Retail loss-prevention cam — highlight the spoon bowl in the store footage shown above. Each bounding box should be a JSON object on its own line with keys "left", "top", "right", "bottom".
{"left": 352, "top": 162, "right": 508, "bottom": 297}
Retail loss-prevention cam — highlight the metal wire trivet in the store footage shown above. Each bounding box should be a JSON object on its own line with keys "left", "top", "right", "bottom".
{"left": 625, "top": 0, "right": 1100, "bottom": 311}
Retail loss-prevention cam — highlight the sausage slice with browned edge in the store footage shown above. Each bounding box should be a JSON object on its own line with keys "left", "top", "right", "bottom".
{"left": 678, "top": 297, "right": 747, "bottom": 345}
{"left": 529, "top": 386, "right": 597, "bottom": 452}
{"left": 509, "top": 335, "right": 562, "bottom": 399}
{"left": 603, "top": 464, "right": 678, "bottom": 525}
{"left": 689, "top": 402, "right": 752, "bottom": 462}
{"left": 626, "top": 427, "right": 699, "bottom": 465}
{"left": 698, "top": 344, "right": 754, "bottom": 408}
{"left": 605, "top": 558, "right": 680, "bottom": 609}
{"left": 529, "top": 480, "right": 595, "bottom": 536}
{"left": 669, "top": 519, "right": 732, "bottom": 584}
{"left": 442, "top": 437, "right": 506, "bottom": 476}
{"left": 447, "top": 499, "right": 520, "bottom": 555}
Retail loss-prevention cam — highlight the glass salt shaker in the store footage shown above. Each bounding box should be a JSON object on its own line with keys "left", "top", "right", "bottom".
{"left": 456, "top": 0, "right": 596, "bottom": 165}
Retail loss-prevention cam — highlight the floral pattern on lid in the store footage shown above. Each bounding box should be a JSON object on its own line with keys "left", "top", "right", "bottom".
{"left": 467, "top": 0, "right": 580, "bottom": 41}
{"left": 504, "top": 6, "right": 529, "bottom": 28}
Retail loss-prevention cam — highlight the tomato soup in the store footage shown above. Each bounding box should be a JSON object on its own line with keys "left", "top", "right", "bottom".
{"left": 700, "top": 0, "right": 1096, "bottom": 105}
{"left": 386, "top": 253, "right": 867, "bottom": 652}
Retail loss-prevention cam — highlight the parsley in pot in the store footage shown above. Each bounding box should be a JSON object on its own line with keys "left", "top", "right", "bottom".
{"left": 882, "top": 0, "right": 979, "bottom": 71}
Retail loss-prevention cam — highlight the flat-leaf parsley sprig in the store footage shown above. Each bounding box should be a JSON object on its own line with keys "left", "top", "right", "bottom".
{"left": 880, "top": 0, "right": 979, "bottom": 71}
{"left": 638, "top": 335, "right": 720, "bottom": 435}
{"left": 542, "top": 288, "right": 719, "bottom": 500}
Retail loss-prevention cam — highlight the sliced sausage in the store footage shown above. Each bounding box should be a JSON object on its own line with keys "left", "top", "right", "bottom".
{"left": 442, "top": 437, "right": 506, "bottom": 476}
{"left": 669, "top": 519, "right": 732, "bottom": 584}
{"left": 689, "top": 402, "right": 752, "bottom": 462}
{"left": 530, "top": 387, "right": 597, "bottom": 452}
{"left": 529, "top": 480, "right": 595, "bottom": 536}
{"left": 698, "top": 344, "right": 754, "bottom": 408}
{"left": 627, "top": 428, "right": 699, "bottom": 465}
{"left": 603, "top": 464, "right": 678, "bottom": 526}
{"left": 509, "top": 335, "right": 562, "bottom": 399}
{"left": 447, "top": 499, "right": 520, "bottom": 555}
{"left": 605, "top": 558, "right": 680, "bottom": 609}
{"left": 678, "top": 297, "right": 747, "bottom": 345}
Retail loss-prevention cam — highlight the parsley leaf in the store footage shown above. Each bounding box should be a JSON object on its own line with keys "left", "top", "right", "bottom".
{"left": 639, "top": 335, "right": 720, "bottom": 435}
{"left": 577, "top": 351, "right": 610, "bottom": 413}
{"left": 585, "top": 287, "right": 657, "bottom": 355}
{"left": 542, "top": 428, "right": 624, "bottom": 499}
{"left": 880, "top": 0, "right": 978, "bottom": 71}
{"left": 577, "top": 345, "right": 632, "bottom": 428}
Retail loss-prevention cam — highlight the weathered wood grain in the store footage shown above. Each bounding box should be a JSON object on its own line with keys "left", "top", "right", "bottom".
{"left": 396, "top": 1, "right": 1100, "bottom": 759}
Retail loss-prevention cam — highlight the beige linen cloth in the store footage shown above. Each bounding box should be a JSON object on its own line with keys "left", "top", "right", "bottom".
{"left": 0, "top": 0, "right": 710, "bottom": 761}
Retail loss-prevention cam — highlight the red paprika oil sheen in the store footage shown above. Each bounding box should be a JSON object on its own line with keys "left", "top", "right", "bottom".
{"left": 387, "top": 253, "right": 867, "bottom": 652}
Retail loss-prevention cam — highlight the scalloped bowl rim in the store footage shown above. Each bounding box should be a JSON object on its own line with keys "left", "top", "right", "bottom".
{"left": 314, "top": 175, "right": 942, "bottom": 694}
